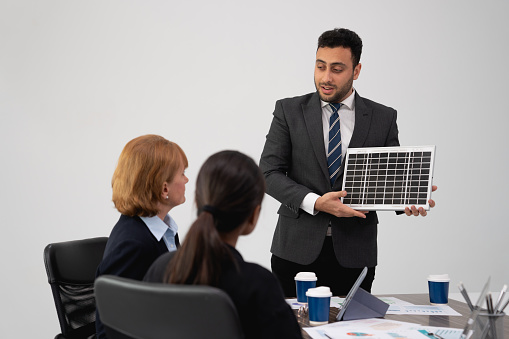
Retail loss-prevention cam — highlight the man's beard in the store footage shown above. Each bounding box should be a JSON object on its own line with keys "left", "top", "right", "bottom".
{"left": 315, "top": 75, "right": 353, "bottom": 103}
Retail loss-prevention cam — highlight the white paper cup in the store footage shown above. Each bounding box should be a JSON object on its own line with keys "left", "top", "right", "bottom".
{"left": 295, "top": 272, "right": 317, "bottom": 303}
{"left": 306, "top": 286, "right": 332, "bottom": 326}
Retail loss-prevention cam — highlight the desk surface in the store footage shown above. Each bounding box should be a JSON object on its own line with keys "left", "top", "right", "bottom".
{"left": 296, "top": 293, "right": 509, "bottom": 339}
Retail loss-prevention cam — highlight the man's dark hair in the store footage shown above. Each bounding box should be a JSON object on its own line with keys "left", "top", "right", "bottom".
{"left": 317, "top": 28, "right": 363, "bottom": 67}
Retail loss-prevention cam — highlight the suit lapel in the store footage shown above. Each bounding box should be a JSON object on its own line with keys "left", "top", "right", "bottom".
{"left": 303, "top": 92, "right": 373, "bottom": 190}
{"left": 303, "top": 93, "right": 330, "bottom": 182}
{"left": 349, "top": 92, "right": 372, "bottom": 148}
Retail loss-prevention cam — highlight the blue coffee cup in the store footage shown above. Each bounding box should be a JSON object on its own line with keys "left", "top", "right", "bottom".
{"left": 295, "top": 272, "right": 317, "bottom": 303}
{"left": 428, "top": 274, "right": 450, "bottom": 304}
{"left": 306, "top": 286, "right": 332, "bottom": 326}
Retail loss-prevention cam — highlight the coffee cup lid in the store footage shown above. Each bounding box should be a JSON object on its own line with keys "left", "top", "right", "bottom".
{"left": 306, "top": 286, "right": 332, "bottom": 297}
{"left": 295, "top": 272, "right": 317, "bottom": 281}
{"left": 427, "top": 274, "right": 450, "bottom": 282}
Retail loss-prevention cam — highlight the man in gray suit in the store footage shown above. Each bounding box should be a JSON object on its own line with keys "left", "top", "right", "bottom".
{"left": 260, "top": 28, "right": 436, "bottom": 297}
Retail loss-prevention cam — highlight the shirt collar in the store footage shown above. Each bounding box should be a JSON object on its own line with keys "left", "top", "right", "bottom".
{"left": 320, "top": 88, "right": 356, "bottom": 111}
{"left": 140, "top": 214, "right": 178, "bottom": 241}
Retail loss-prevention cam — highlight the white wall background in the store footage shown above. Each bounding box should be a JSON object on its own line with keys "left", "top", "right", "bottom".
{"left": 1, "top": 0, "right": 508, "bottom": 337}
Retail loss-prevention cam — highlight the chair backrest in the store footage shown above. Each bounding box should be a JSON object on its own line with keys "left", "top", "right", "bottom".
{"left": 95, "top": 275, "right": 244, "bottom": 339}
{"left": 44, "top": 237, "right": 108, "bottom": 339}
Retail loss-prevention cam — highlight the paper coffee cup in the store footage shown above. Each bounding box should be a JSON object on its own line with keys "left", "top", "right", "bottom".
{"left": 295, "top": 272, "right": 317, "bottom": 303}
{"left": 428, "top": 274, "right": 450, "bottom": 304}
{"left": 306, "top": 286, "right": 332, "bottom": 326}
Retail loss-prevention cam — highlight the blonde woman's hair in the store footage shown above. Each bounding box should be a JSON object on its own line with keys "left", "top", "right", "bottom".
{"left": 112, "top": 134, "right": 187, "bottom": 217}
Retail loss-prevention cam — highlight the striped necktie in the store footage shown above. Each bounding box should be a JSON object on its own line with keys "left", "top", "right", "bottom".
{"left": 327, "top": 103, "right": 342, "bottom": 186}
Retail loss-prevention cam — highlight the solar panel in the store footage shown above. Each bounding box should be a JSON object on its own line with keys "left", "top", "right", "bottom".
{"left": 341, "top": 146, "right": 435, "bottom": 211}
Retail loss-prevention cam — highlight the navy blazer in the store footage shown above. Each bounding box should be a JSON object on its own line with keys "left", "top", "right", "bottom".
{"left": 95, "top": 214, "right": 180, "bottom": 338}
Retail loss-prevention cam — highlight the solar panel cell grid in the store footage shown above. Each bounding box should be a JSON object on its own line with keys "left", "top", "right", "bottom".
{"left": 341, "top": 146, "right": 435, "bottom": 211}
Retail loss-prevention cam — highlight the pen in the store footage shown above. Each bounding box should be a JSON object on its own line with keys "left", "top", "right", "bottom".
{"left": 426, "top": 331, "right": 445, "bottom": 339}
{"left": 487, "top": 293, "right": 494, "bottom": 313}
{"left": 459, "top": 277, "right": 490, "bottom": 339}
{"left": 494, "top": 285, "right": 507, "bottom": 313}
{"left": 458, "top": 282, "right": 474, "bottom": 311}
{"left": 486, "top": 293, "right": 498, "bottom": 339}
{"left": 497, "top": 296, "right": 509, "bottom": 314}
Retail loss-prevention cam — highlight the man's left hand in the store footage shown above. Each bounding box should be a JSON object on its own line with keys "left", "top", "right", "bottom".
{"left": 404, "top": 185, "right": 437, "bottom": 217}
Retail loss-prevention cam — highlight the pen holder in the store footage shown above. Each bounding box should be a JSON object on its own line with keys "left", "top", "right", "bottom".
{"left": 472, "top": 312, "right": 505, "bottom": 339}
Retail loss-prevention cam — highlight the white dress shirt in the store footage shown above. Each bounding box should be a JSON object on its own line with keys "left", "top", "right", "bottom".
{"left": 140, "top": 214, "right": 179, "bottom": 251}
{"left": 300, "top": 89, "right": 356, "bottom": 215}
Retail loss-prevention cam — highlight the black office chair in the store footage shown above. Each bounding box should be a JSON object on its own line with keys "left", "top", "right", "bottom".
{"left": 44, "top": 237, "right": 108, "bottom": 339}
{"left": 94, "top": 275, "right": 244, "bottom": 339}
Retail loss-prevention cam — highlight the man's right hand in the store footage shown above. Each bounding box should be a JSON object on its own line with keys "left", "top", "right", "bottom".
{"left": 314, "top": 191, "right": 367, "bottom": 218}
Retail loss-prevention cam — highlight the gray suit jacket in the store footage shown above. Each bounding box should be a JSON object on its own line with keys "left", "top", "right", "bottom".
{"left": 259, "top": 91, "right": 399, "bottom": 267}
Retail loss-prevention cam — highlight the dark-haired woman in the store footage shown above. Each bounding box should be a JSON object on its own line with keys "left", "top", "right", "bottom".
{"left": 144, "top": 150, "right": 302, "bottom": 339}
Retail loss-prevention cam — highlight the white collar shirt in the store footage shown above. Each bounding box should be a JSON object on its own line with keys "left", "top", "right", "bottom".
{"left": 140, "top": 214, "right": 178, "bottom": 251}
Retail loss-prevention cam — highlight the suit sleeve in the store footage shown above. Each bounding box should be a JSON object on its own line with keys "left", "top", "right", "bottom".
{"left": 259, "top": 100, "right": 313, "bottom": 214}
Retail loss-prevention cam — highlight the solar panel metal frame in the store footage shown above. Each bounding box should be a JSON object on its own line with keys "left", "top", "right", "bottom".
{"left": 340, "top": 145, "right": 435, "bottom": 211}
